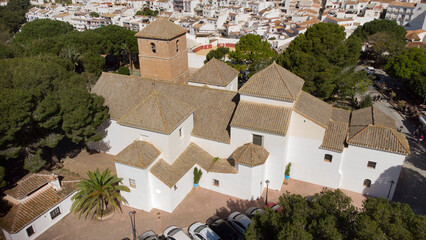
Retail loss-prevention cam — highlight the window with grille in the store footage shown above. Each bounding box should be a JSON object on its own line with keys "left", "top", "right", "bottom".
{"left": 129, "top": 178, "right": 136, "bottom": 188}
{"left": 363, "top": 179, "right": 371, "bottom": 188}
{"left": 213, "top": 179, "right": 219, "bottom": 186}
{"left": 324, "top": 154, "right": 333, "bottom": 163}
{"left": 151, "top": 43, "right": 156, "bottom": 53}
{"left": 26, "top": 226, "right": 35, "bottom": 237}
{"left": 253, "top": 134, "right": 263, "bottom": 146}
{"left": 50, "top": 206, "right": 61, "bottom": 220}
{"left": 367, "top": 161, "right": 376, "bottom": 169}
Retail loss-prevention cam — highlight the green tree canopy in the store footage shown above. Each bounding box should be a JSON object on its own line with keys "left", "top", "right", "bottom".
{"left": 229, "top": 34, "right": 276, "bottom": 80}
{"left": 366, "top": 31, "right": 406, "bottom": 66}
{"left": 0, "top": 0, "right": 31, "bottom": 33}
{"left": 352, "top": 19, "right": 406, "bottom": 41}
{"left": 0, "top": 57, "right": 109, "bottom": 176}
{"left": 278, "top": 23, "right": 367, "bottom": 99}
{"left": 13, "top": 19, "right": 74, "bottom": 44}
{"left": 71, "top": 168, "right": 130, "bottom": 219}
{"left": 136, "top": 8, "right": 158, "bottom": 17}
{"left": 205, "top": 47, "right": 229, "bottom": 63}
{"left": 245, "top": 190, "right": 425, "bottom": 240}
{"left": 386, "top": 47, "right": 426, "bottom": 98}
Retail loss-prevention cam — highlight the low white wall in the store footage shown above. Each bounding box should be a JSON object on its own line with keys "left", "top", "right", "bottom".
{"left": 4, "top": 191, "right": 74, "bottom": 240}
{"left": 188, "top": 77, "right": 237, "bottom": 92}
{"left": 191, "top": 136, "right": 234, "bottom": 158}
{"left": 240, "top": 94, "right": 294, "bottom": 108}
{"left": 340, "top": 145, "right": 405, "bottom": 199}
{"left": 188, "top": 53, "right": 206, "bottom": 69}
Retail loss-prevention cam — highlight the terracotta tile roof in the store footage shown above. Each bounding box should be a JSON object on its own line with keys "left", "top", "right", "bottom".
{"left": 348, "top": 107, "right": 410, "bottom": 155}
{"left": 294, "top": 91, "right": 332, "bottom": 128}
{"left": 389, "top": 1, "right": 415, "bottom": 7}
{"left": 92, "top": 73, "right": 236, "bottom": 143}
{"left": 320, "top": 121, "right": 349, "bottom": 152}
{"left": 135, "top": 17, "right": 187, "bottom": 40}
{"left": 0, "top": 175, "right": 79, "bottom": 234}
{"left": 150, "top": 143, "right": 237, "bottom": 188}
{"left": 232, "top": 143, "right": 269, "bottom": 167}
{"left": 113, "top": 140, "right": 160, "bottom": 169}
{"left": 188, "top": 58, "right": 239, "bottom": 87}
{"left": 406, "top": 32, "right": 421, "bottom": 41}
{"left": 239, "top": 62, "right": 304, "bottom": 102}
{"left": 117, "top": 91, "right": 194, "bottom": 134}
{"left": 231, "top": 101, "right": 292, "bottom": 136}
{"left": 4, "top": 170, "right": 56, "bottom": 200}
{"left": 331, "top": 107, "right": 350, "bottom": 123}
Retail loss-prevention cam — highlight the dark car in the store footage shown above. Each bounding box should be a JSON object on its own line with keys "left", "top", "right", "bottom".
{"left": 206, "top": 216, "right": 238, "bottom": 240}
{"left": 245, "top": 207, "right": 266, "bottom": 219}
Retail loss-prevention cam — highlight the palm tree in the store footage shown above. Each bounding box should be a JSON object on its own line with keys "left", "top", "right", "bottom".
{"left": 60, "top": 46, "right": 82, "bottom": 72}
{"left": 71, "top": 168, "right": 130, "bottom": 220}
{"left": 121, "top": 42, "right": 133, "bottom": 74}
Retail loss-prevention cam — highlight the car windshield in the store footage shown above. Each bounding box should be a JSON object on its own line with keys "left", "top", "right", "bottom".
{"left": 234, "top": 214, "right": 245, "bottom": 221}
{"left": 168, "top": 228, "right": 180, "bottom": 236}
{"left": 195, "top": 225, "right": 207, "bottom": 233}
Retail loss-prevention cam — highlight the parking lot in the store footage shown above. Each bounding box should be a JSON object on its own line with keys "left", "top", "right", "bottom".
{"left": 37, "top": 178, "right": 366, "bottom": 240}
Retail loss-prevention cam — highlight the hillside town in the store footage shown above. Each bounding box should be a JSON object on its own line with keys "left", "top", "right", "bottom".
{"left": 23, "top": 0, "right": 426, "bottom": 53}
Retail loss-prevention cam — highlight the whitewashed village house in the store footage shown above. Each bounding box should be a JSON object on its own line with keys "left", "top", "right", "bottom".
{"left": 90, "top": 18, "right": 410, "bottom": 213}
{"left": 0, "top": 171, "right": 79, "bottom": 240}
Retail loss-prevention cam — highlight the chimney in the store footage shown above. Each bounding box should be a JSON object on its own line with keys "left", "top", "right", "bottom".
{"left": 51, "top": 174, "right": 62, "bottom": 190}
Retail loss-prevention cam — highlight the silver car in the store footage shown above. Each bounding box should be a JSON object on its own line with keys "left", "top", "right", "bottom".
{"left": 228, "top": 212, "right": 252, "bottom": 235}
{"left": 138, "top": 230, "right": 158, "bottom": 240}
{"left": 163, "top": 226, "right": 191, "bottom": 240}
{"left": 188, "top": 222, "right": 221, "bottom": 240}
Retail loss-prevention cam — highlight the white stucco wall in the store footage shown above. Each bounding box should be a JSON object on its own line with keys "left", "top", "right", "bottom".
{"left": 200, "top": 163, "right": 266, "bottom": 200}
{"left": 240, "top": 94, "right": 294, "bottom": 108}
{"left": 3, "top": 191, "right": 74, "bottom": 240}
{"left": 188, "top": 77, "right": 238, "bottom": 92}
{"left": 116, "top": 163, "right": 153, "bottom": 212}
{"left": 191, "top": 136, "right": 233, "bottom": 158}
{"left": 89, "top": 114, "right": 193, "bottom": 164}
{"left": 231, "top": 127, "right": 288, "bottom": 190}
{"left": 339, "top": 145, "right": 405, "bottom": 199}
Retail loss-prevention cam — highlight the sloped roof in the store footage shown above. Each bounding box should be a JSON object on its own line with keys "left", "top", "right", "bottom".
{"left": 135, "top": 17, "right": 187, "bottom": 40}
{"left": 348, "top": 107, "right": 410, "bottom": 155}
{"left": 188, "top": 58, "right": 239, "bottom": 87}
{"left": 150, "top": 143, "right": 237, "bottom": 188}
{"left": 239, "top": 62, "right": 304, "bottom": 102}
{"left": 231, "top": 101, "right": 292, "bottom": 136}
{"left": 113, "top": 140, "right": 160, "bottom": 169}
{"left": 320, "top": 121, "right": 349, "bottom": 152}
{"left": 92, "top": 73, "right": 236, "bottom": 143}
{"left": 117, "top": 91, "right": 194, "bottom": 134}
{"left": 294, "top": 91, "right": 333, "bottom": 128}
{"left": 331, "top": 107, "right": 351, "bottom": 123}
{"left": 0, "top": 175, "right": 79, "bottom": 234}
{"left": 4, "top": 170, "right": 56, "bottom": 200}
{"left": 232, "top": 143, "right": 269, "bottom": 167}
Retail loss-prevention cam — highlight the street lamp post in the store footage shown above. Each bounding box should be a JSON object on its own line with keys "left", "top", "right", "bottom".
{"left": 129, "top": 211, "right": 136, "bottom": 240}
{"left": 387, "top": 180, "right": 395, "bottom": 200}
{"left": 265, "top": 180, "right": 270, "bottom": 205}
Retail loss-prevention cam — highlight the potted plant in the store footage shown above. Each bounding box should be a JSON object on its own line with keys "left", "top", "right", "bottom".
{"left": 285, "top": 163, "right": 291, "bottom": 180}
{"left": 193, "top": 167, "right": 203, "bottom": 188}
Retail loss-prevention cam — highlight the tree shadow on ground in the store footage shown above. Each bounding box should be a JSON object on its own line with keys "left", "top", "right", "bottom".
{"left": 396, "top": 168, "right": 426, "bottom": 215}
{"left": 213, "top": 197, "right": 265, "bottom": 219}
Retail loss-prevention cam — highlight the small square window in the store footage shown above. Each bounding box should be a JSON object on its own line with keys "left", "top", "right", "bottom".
{"left": 174, "top": 185, "right": 178, "bottom": 190}
{"left": 129, "top": 178, "right": 136, "bottom": 188}
{"left": 253, "top": 134, "right": 263, "bottom": 146}
{"left": 26, "top": 226, "right": 35, "bottom": 237}
{"left": 50, "top": 206, "right": 61, "bottom": 220}
{"left": 367, "top": 161, "right": 376, "bottom": 169}
{"left": 213, "top": 179, "right": 219, "bottom": 186}
{"left": 363, "top": 179, "right": 371, "bottom": 188}
{"left": 324, "top": 154, "right": 333, "bottom": 163}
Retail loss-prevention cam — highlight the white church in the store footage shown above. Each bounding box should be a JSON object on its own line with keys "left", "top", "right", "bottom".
{"left": 90, "top": 18, "right": 410, "bottom": 213}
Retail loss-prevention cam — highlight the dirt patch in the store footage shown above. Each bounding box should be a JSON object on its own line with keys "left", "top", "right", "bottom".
{"left": 61, "top": 149, "right": 116, "bottom": 178}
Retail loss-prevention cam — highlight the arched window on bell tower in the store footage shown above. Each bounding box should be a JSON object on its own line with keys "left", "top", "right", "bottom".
{"left": 151, "top": 43, "right": 156, "bottom": 53}
{"left": 176, "top": 40, "right": 179, "bottom": 52}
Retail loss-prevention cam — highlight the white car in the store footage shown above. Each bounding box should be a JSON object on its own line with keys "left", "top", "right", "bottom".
{"left": 188, "top": 222, "right": 221, "bottom": 240}
{"left": 138, "top": 230, "right": 158, "bottom": 240}
{"left": 228, "top": 212, "right": 252, "bottom": 235}
{"left": 163, "top": 226, "right": 191, "bottom": 240}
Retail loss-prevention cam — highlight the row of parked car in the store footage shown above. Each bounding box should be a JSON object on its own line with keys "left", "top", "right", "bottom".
{"left": 138, "top": 202, "right": 282, "bottom": 240}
